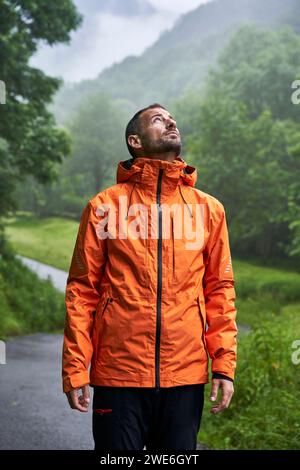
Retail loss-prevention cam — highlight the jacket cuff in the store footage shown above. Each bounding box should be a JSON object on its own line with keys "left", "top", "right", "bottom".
{"left": 62, "top": 370, "right": 90, "bottom": 393}
{"left": 212, "top": 372, "right": 234, "bottom": 382}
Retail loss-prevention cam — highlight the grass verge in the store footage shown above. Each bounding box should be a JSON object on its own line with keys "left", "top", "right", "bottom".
{"left": 0, "top": 235, "right": 65, "bottom": 339}
{"left": 198, "top": 303, "right": 300, "bottom": 449}
{"left": 4, "top": 212, "right": 77, "bottom": 271}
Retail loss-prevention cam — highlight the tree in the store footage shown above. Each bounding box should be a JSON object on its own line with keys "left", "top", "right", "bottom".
{"left": 68, "top": 93, "right": 126, "bottom": 194}
{"left": 0, "top": 0, "right": 82, "bottom": 222}
{"left": 184, "top": 25, "right": 300, "bottom": 259}
{"left": 16, "top": 93, "right": 128, "bottom": 219}
{"left": 205, "top": 25, "right": 300, "bottom": 122}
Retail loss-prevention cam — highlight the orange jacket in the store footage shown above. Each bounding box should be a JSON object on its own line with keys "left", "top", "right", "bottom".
{"left": 62, "top": 156, "right": 237, "bottom": 393}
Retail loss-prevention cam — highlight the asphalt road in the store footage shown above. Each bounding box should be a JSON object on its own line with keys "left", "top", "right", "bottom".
{"left": 16, "top": 255, "right": 68, "bottom": 292}
{"left": 0, "top": 333, "right": 93, "bottom": 450}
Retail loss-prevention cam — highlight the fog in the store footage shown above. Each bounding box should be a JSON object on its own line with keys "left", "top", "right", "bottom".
{"left": 30, "top": 0, "right": 211, "bottom": 83}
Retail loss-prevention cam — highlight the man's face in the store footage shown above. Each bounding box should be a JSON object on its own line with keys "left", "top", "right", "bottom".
{"left": 138, "top": 107, "right": 182, "bottom": 157}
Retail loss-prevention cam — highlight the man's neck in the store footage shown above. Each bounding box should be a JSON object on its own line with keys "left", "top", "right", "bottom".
{"left": 138, "top": 152, "right": 177, "bottom": 162}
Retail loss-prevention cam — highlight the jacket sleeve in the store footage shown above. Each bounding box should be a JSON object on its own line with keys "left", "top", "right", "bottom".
{"left": 62, "top": 200, "right": 107, "bottom": 393}
{"left": 202, "top": 201, "right": 238, "bottom": 381}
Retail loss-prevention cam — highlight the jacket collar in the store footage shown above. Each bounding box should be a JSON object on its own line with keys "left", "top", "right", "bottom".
{"left": 116, "top": 156, "right": 197, "bottom": 194}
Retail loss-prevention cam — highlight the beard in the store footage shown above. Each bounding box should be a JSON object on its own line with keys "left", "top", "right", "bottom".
{"left": 140, "top": 133, "right": 182, "bottom": 157}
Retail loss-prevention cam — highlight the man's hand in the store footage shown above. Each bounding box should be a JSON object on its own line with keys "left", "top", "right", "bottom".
{"left": 66, "top": 385, "right": 90, "bottom": 412}
{"left": 210, "top": 378, "right": 234, "bottom": 414}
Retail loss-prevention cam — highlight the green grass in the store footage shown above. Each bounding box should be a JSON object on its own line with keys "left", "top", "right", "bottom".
{"left": 232, "top": 259, "right": 300, "bottom": 329}
{"left": 4, "top": 212, "right": 78, "bottom": 271}
{"left": 197, "top": 259, "right": 300, "bottom": 449}
{"left": 0, "top": 236, "right": 65, "bottom": 339}
{"left": 198, "top": 303, "right": 300, "bottom": 449}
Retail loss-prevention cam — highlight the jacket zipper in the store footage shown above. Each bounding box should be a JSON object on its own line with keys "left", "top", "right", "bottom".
{"left": 171, "top": 215, "right": 176, "bottom": 280}
{"left": 155, "top": 168, "right": 164, "bottom": 393}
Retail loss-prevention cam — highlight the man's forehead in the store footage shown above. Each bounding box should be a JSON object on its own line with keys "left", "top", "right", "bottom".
{"left": 142, "top": 108, "right": 172, "bottom": 121}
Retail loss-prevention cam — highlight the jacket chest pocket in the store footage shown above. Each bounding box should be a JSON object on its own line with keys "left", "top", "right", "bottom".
{"left": 108, "top": 234, "right": 149, "bottom": 290}
{"left": 168, "top": 213, "right": 203, "bottom": 288}
{"left": 169, "top": 214, "right": 185, "bottom": 283}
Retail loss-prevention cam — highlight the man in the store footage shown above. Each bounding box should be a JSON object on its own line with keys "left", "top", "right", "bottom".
{"left": 62, "top": 103, "right": 238, "bottom": 451}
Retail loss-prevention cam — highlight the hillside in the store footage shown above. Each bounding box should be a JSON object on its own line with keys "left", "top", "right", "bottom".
{"left": 52, "top": 0, "right": 300, "bottom": 123}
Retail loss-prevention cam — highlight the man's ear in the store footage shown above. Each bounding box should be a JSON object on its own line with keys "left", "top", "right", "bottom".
{"left": 127, "top": 134, "right": 142, "bottom": 151}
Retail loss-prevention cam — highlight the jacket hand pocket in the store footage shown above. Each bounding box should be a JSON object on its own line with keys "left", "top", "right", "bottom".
{"left": 197, "top": 295, "right": 209, "bottom": 360}
{"left": 92, "top": 293, "right": 113, "bottom": 364}
{"left": 100, "top": 295, "right": 113, "bottom": 320}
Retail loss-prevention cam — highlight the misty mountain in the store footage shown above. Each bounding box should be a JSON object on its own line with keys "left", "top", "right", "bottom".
{"left": 150, "top": 0, "right": 299, "bottom": 52}
{"left": 52, "top": 0, "right": 300, "bottom": 123}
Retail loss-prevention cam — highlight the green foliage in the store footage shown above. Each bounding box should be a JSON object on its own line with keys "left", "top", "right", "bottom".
{"left": 234, "top": 259, "right": 300, "bottom": 299}
{"left": 206, "top": 25, "right": 300, "bottom": 121}
{"left": 0, "top": 0, "right": 82, "bottom": 217}
{"left": 199, "top": 304, "right": 300, "bottom": 449}
{"left": 0, "top": 236, "right": 65, "bottom": 339}
{"left": 16, "top": 94, "right": 127, "bottom": 218}
{"left": 183, "top": 25, "right": 300, "bottom": 259}
{"left": 4, "top": 212, "right": 78, "bottom": 271}
{"left": 67, "top": 93, "right": 126, "bottom": 194}
{"left": 0, "top": 138, "right": 18, "bottom": 215}
{"left": 197, "top": 252, "right": 300, "bottom": 449}
{"left": 231, "top": 259, "right": 300, "bottom": 328}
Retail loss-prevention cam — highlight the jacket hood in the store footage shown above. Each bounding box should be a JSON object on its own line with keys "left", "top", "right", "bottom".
{"left": 116, "top": 156, "right": 197, "bottom": 188}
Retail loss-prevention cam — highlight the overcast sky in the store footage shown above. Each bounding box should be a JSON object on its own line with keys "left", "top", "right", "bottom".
{"left": 30, "top": 0, "right": 211, "bottom": 83}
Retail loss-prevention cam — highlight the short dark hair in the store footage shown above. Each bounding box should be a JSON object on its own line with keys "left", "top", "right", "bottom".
{"left": 125, "top": 103, "right": 166, "bottom": 158}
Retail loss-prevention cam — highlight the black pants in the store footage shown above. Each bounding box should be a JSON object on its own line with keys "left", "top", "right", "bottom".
{"left": 92, "top": 384, "right": 205, "bottom": 451}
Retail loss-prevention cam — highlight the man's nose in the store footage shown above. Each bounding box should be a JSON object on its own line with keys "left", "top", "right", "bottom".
{"left": 166, "top": 118, "right": 176, "bottom": 129}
